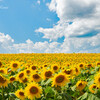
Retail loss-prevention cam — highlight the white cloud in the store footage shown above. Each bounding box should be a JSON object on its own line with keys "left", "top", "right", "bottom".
{"left": 0, "top": 6, "right": 8, "bottom": 9}
{"left": 37, "top": 0, "right": 40, "bottom": 5}
{"left": 35, "top": 0, "right": 100, "bottom": 53}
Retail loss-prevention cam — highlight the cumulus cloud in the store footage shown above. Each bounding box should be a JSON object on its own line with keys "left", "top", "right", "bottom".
{"left": 0, "top": 32, "right": 61, "bottom": 53}
{"left": 35, "top": 0, "right": 100, "bottom": 53}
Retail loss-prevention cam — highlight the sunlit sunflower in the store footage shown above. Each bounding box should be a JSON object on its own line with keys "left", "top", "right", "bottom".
{"left": 0, "top": 68, "right": 7, "bottom": 74}
{"left": 16, "top": 71, "right": 25, "bottom": 82}
{"left": 30, "top": 65, "right": 37, "bottom": 71}
{"left": 94, "top": 73, "right": 100, "bottom": 88}
{"left": 10, "top": 76, "right": 16, "bottom": 83}
{"left": 24, "top": 69, "right": 31, "bottom": 76}
{"left": 78, "top": 63, "right": 85, "bottom": 69}
{"left": 0, "top": 61, "right": 2, "bottom": 67}
{"left": 74, "top": 67, "right": 80, "bottom": 76}
{"left": 21, "top": 77, "right": 28, "bottom": 84}
{"left": 89, "top": 84, "right": 98, "bottom": 93}
{"left": 42, "top": 68, "right": 53, "bottom": 80}
{"left": 63, "top": 68, "right": 75, "bottom": 76}
{"left": 31, "top": 73, "right": 42, "bottom": 82}
{"left": 76, "top": 80, "right": 87, "bottom": 91}
{"left": 96, "top": 61, "right": 100, "bottom": 66}
{"left": 87, "top": 63, "right": 93, "bottom": 68}
{"left": 51, "top": 64, "right": 59, "bottom": 72}
{"left": 52, "top": 73, "right": 69, "bottom": 87}
{"left": 25, "top": 82, "right": 42, "bottom": 100}
{"left": 10, "top": 61, "right": 20, "bottom": 71}
{"left": 15, "top": 89, "right": 25, "bottom": 100}
{"left": 0, "top": 74, "right": 9, "bottom": 87}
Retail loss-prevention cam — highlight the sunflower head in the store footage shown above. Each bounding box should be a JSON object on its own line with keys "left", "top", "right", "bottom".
{"left": 52, "top": 73, "right": 69, "bottom": 87}
{"left": 10, "top": 61, "right": 20, "bottom": 71}
{"left": 0, "top": 61, "right": 2, "bottom": 67}
{"left": 89, "top": 84, "right": 98, "bottom": 93}
{"left": 15, "top": 89, "right": 25, "bottom": 100}
{"left": 31, "top": 73, "right": 42, "bottom": 82}
{"left": 0, "top": 74, "right": 9, "bottom": 87}
{"left": 42, "top": 69, "right": 53, "bottom": 80}
{"left": 51, "top": 64, "right": 59, "bottom": 72}
{"left": 10, "top": 76, "right": 16, "bottom": 83}
{"left": 94, "top": 74, "right": 100, "bottom": 88}
{"left": 25, "top": 82, "right": 42, "bottom": 100}
{"left": 76, "top": 81, "right": 87, "bottom": 91}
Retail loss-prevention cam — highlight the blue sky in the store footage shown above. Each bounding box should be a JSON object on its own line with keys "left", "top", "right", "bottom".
{"left": 0, "top": 0, "right": 59, "bottom": 43}
{"left": 0, "top": 0, "right": 100, "bottom": 53}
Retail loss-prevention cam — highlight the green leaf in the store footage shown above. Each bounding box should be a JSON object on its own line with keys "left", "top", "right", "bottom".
{"left": 44, "top": 79, "right": 52, "bottom": 85}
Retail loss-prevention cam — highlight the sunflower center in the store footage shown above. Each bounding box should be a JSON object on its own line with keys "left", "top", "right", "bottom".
{"left": 0, "top": 76, "right": 6, "bottom": 83}
{"left": 33, "top": 74, "right": 40, "bottom": 79}
{"left": 75, "top": 68, "right": 78, "bottom": 72}
{"left": 19, "top": 73, "right": 24, "bottom": 78}
{"left": 53, "top": 66, "right": 58, "bottom": 70}
{"left": 26, "top": 70, "right": 30, "bottom": 74}
{"left": 23, "top": 78, "right": 28, "bottom": 83}
{"left": 10, "top": 77, "right": 15, "bottom": 81}
{"left": 56, "top": 75, "right": 65, "bottom": 83}
{"left": 0, "top": 70, "right": 4, "bottom": 73}
{"left": 30, "top": 86, "right": 38, "bottom": 94}
{"left": 78, "top": 83, "right": 83, "bottom": 86}
{"left": 19, "top": 92, "right": 24, "bottom": 96}
{"left": 44, "top": 65, "right": 47, "bottom": 67}
{"left": 45, "top": 71, "right": 52, "bottom": 77}
{"left": 97, "top": 63, "right": 100, "bottom": 65}
{"left": 93, "top": 86, "right": 96, "bottom": 88}
{"left": 79, "top": 64, "right": 83, "bottom": 67}
{"left": 13, "top": 63, "right": 18, "bottom": 68}
{"left": 88, "top": 64, "right": 92, "bottom": 67}
{"left": 0, "top": 62, "right": 2, "bottom": 67}
{"left": 64, "top": 70, "right": 72, "bottom": 74}
{"left": 32, "top": 66, "right": 36, "bottom": 70}
{"left": 98, "top": 78, "right": 100, "bottom": 82}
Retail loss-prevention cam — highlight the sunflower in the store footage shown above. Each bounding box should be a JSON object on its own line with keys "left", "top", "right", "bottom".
{"left": 96, "top": 61, "right": 100, "bottom": 66}
{"left": 0, "top": 61, "right": 2, "bottom": 67}
{"left": 0, "top": 74, "right": 9, "bottom": 87}
{"left": 10, "top": 76, "right": 16, "bottom": 83}
{"left": 10, "top": 61, "right": 20, "bottom": 71}
{"left": 21, "top": 77, "right": 28, "bottom": 84}
{"left": 87, "top": 63, "right": 93, "bottom": 68}
{"left": 52, "top": 73, "right": 69, "bottom": 87}
{"left": 30, "top": 73, "right": 42, "bottom": 82}
{"left": 15, "top": 89, "right": 25, "bottom": 100}
{"left": 24, "top": 69, "right": 31, "bottom": 76}
{"left": 42, "top": 69, "right": 53, "bottom": 80}
{"left": 30, "top": 65, "right": 37, "bottom": 71}
{"left": 16, "top": 71, "right": 25, "bottom": 82}
{"left": 74, "top": 67, "right": 80, "bottom": 76}
{"left": 25, "top": 82, "right": 42, "bottom": 100}
{"left": 78, "top": 63, "right": 85, "bottom": 69}
{"left": 89, "top": 84, "right": 98, "bottom": 93}
{"left": 76, "top": 80, "right": 87, "bottom": 91}
{"left": 51, "top": 64, "right": 59, "bottom": 72}
{"left": 94, "top": 73, "right": 100, "bottom": 88}
{"left": 0, "top": 68, "right": 7, "bottom": 74}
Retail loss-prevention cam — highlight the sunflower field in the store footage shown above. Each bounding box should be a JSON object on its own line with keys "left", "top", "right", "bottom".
{"left": 0, "top": 53, "right": 100, "bottom": 100}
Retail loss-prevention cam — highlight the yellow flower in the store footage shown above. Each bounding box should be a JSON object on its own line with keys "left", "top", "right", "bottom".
{"left": 0, "top": 61, "right": 3, "bottom": 67}
{"left": 42, "top": 68, "right": 53, "bottom": 80}
{"left": 96, "top": 61, "right": 100, "bottom": 66}
{"left": 10, "top": 61, "right": 20, "bottom": 71}
{"left": 51, "top": 64, "right": 59, "bottom": 72}
{"left": 89, "top": 84, "right": 98, "bottom": 93}
{"left": 30, "top": 73, "right": 42, "bottom": 82}
{"left": 76, "top": 80, "right": 87, "bottom": 91}
{"left": 0, "top": 74, "right": 9, "bottom": 87}
{"left": 0, "top": 68, "right": 7, "bottom": 74}
{"left": 52, "top": 73, "right": 69, "bottom": 87}
{"left": 25, "top": 82, "right": 42, "bottom": 100}
{"left": 24, "top": 69, "right": 31, "bottom": 76}
{"left": 16, "top": 71, "right": 25, "bottom": 82}
{"left": 94, "top": 73, "right": 100, "bottom": 88}
{"left": 10, "top": 76, "right": 16, "bottom": 83}
{"left": 15, "top": 89, "right": 25, "bottom": 100}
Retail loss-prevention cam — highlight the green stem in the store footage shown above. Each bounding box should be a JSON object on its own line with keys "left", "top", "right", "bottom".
{"left": 2, "top": 87, "right": 4, "bottom": 100}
